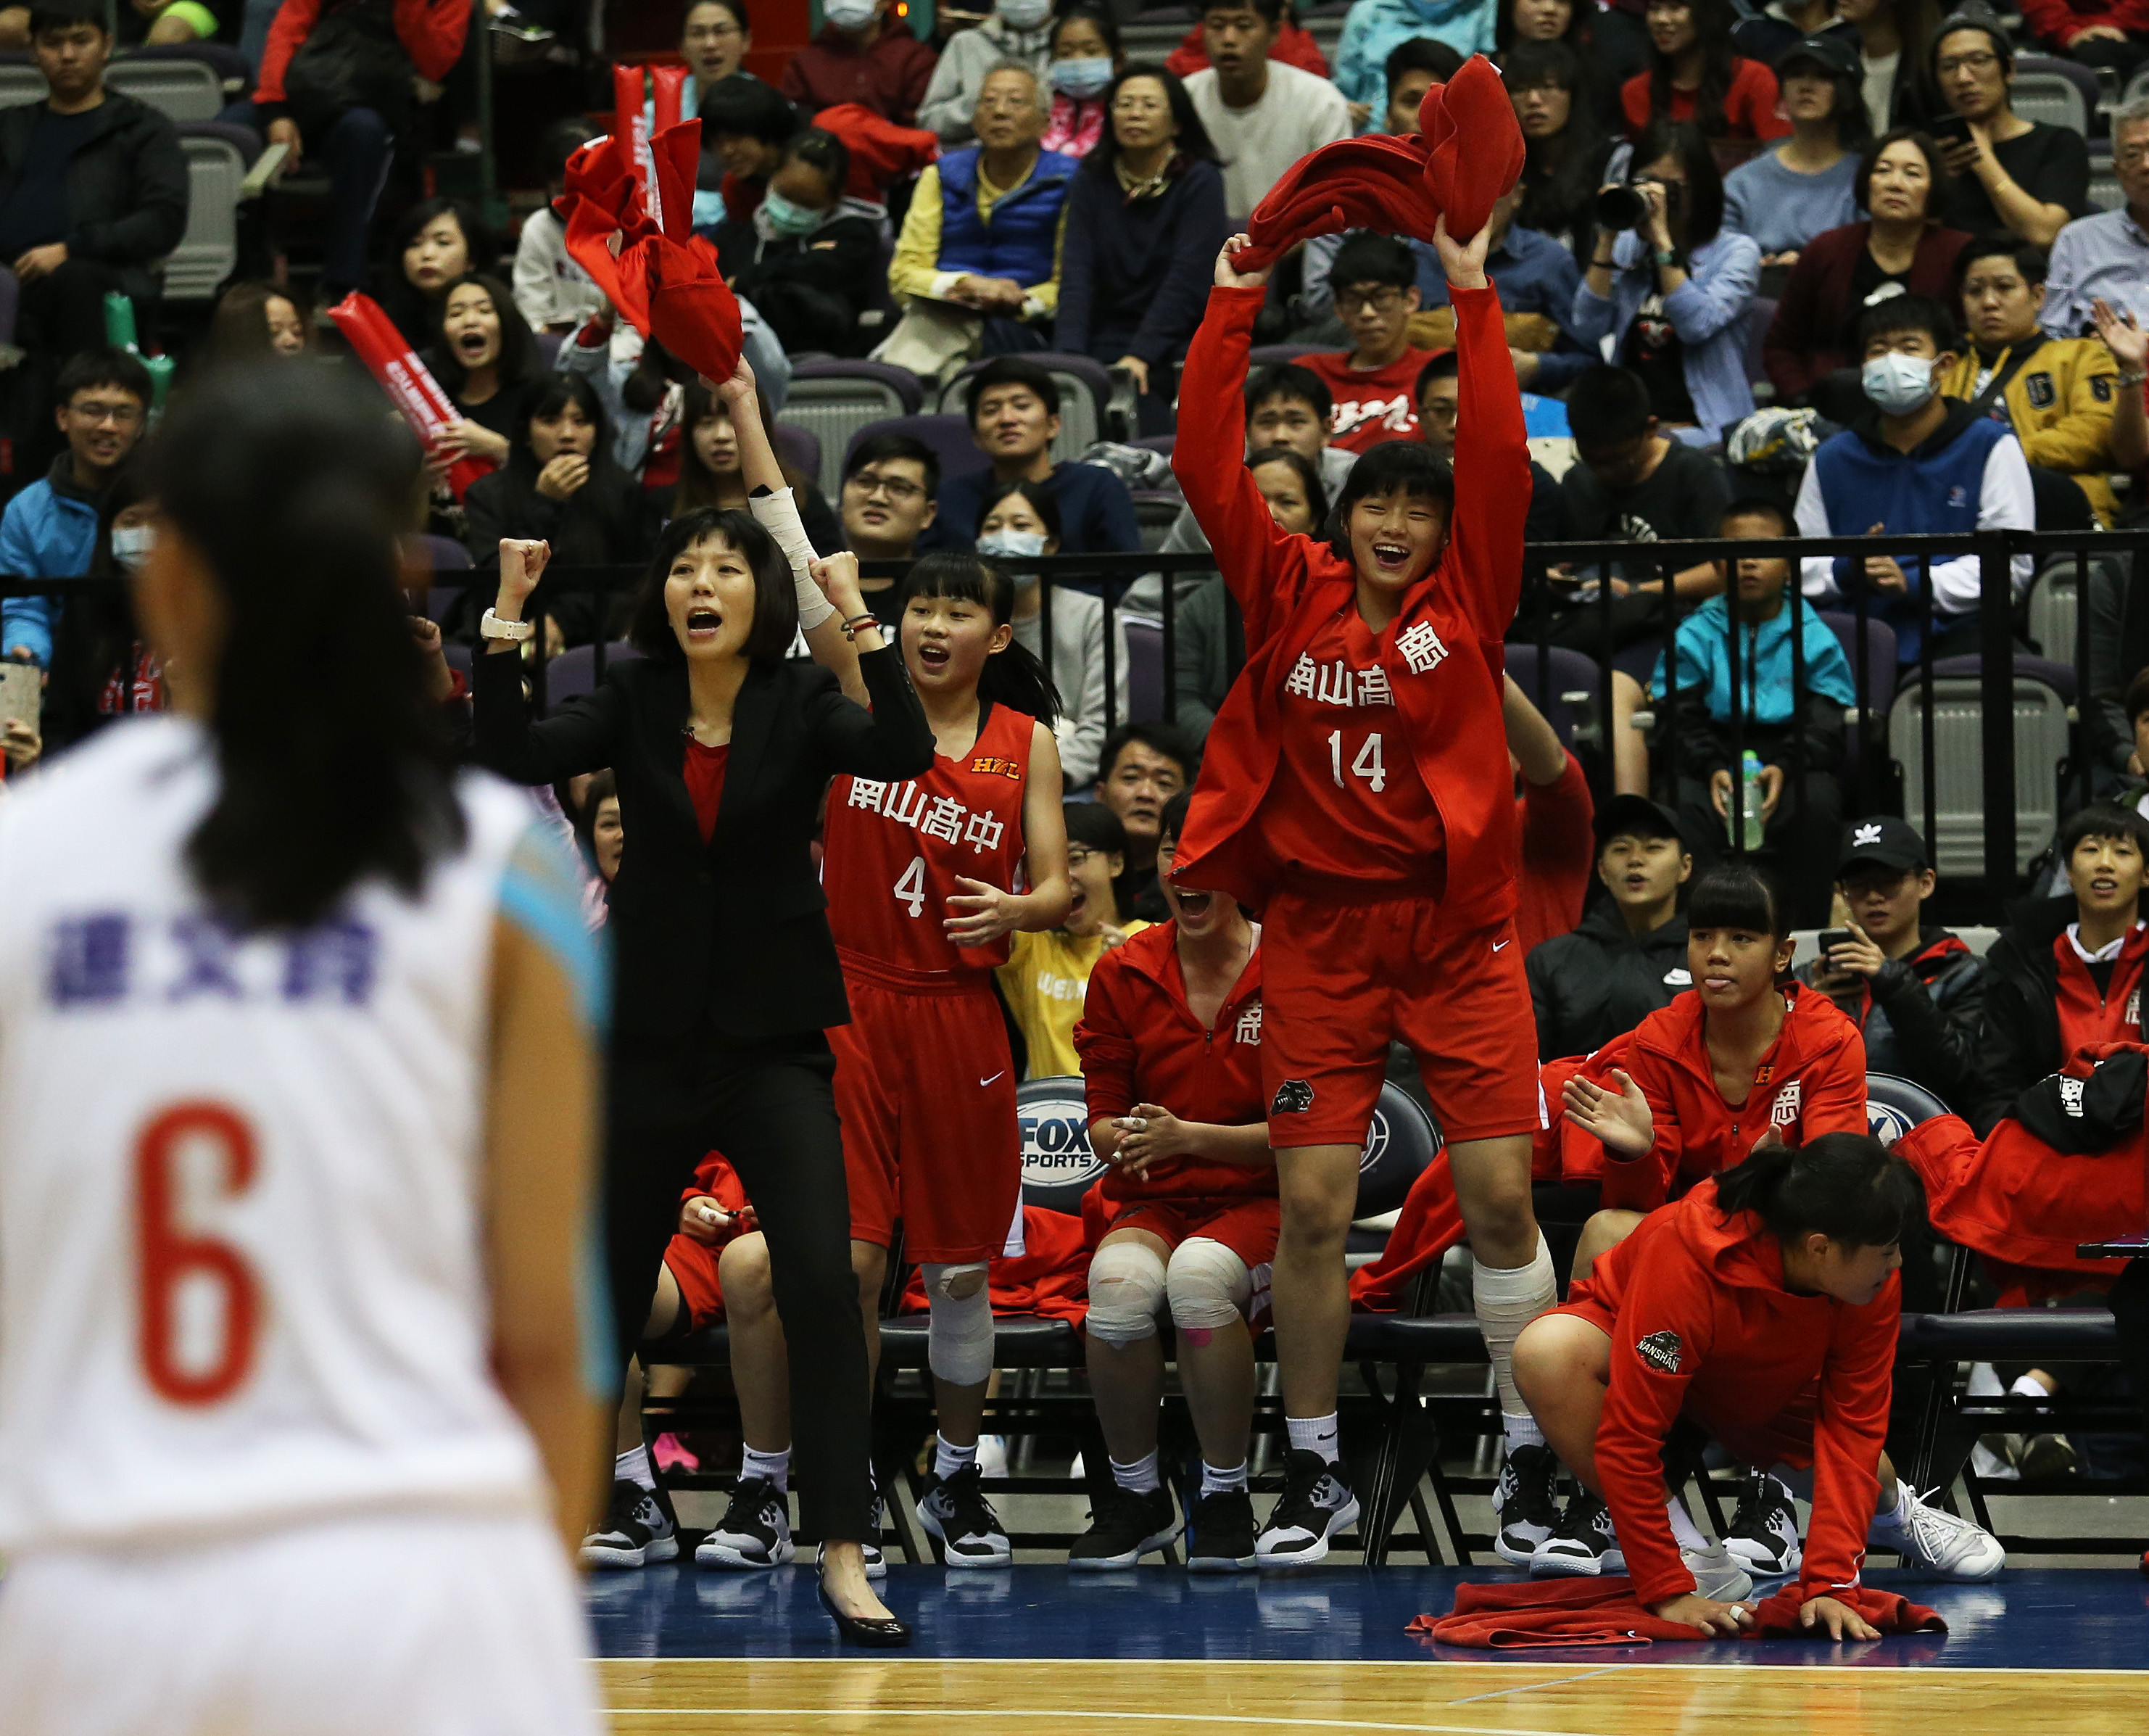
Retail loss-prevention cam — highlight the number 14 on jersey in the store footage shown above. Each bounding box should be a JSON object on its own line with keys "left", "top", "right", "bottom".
{"left": 1328, "top": 729, "right": 1387, "bottom": 793}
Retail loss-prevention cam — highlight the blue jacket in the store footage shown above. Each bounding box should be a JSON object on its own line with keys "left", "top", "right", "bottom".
{"left": 1655, "top": 591, "right": 1858, "bottom": 724}
{"left": 920, "top": 458, "right": 1143, "bottom": 562}
{"left": 1331, "top": 0, "right": 1499, "bottom": 121}
{"left": 1, "top": 458, "right": 104, "bottom": 666}
{"left": 938, "top": 144, "right": 1077, "bottom": 289}
{"left": 1571, "top": 228, "right": 1763, "bottom": 438}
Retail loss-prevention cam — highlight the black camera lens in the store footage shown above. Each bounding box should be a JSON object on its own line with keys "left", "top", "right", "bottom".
{"left": 1595, "top": 184, "right": 1648, "bottom": 231}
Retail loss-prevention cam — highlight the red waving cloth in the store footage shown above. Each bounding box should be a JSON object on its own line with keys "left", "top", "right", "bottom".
{"left": 1408, "top": 1577, "right": 1943, "bottom": 1648}
{"left": 813, "top": 102, "right": 938, "bottom": 200}
{"left": 1237, "top": 54, "right": 1524, "bottom": 273}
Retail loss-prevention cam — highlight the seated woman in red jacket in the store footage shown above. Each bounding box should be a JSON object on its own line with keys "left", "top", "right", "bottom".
{"left": 1514, "top": 1135, "right": 2004, "bottom": 1639}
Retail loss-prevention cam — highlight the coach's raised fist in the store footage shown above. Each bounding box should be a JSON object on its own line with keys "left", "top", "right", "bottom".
{"left": 494, "top": 539, "right": 552, "bottom": 616}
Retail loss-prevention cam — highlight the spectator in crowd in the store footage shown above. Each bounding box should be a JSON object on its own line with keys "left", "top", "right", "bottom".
{"left": 1724, "top": 35, "right": 1871, "bottom": 267}
{"left": 1185, "top": 0, "right": 1353, "bottom": 219}
{"left": 1507, "top": 671, "right": 1598, "bottom": 958}
{"left": 879, "top": 65, "right": 1074, "bottom": 373}
{"left": 681, "top": 0, "right": 755, "bottom": 107}
{"left": 253, "top": 0, "right": 471, "bottom": 307}
{"left": 840, "top": 432, "right": 941, "bottom": 627}
{"left": 2092, "top": 295, "right": 2148, "bottom": 476}
{"left": 1304, "top": 233, "right": 1444, "bottom": 450}
{"left": 1420, "top": 351, "right": 1568, "bottom": 539}
{"left": 1925, "top": 6, "right": 2088, "bottom": 247}
{"left": 1528, "top": 793, "right": 1694, "bottom": 1061}
{"left": 1093, "top": 720, "right": 1197, "bottom": 921}
{"left": 924, "top": 357, "right": 1143, "bottom": 554}
{"left": 1800, "top": 815, "right": 1986, "bottom": 1108}
{"left": 40, "top": 455, "right": 160, "bottom": 754}
{"left": 1973, "top": 801, "right": 2149, "bottom": 1133}
{"left": 1837, "top": 0, "right": 1944, "bottom": 136}
{"left": 373, "top": 196, "right": 494, "bottom": 350}
{"left": 1574, "top": 119, "right": 1762, "bottom": 438}
{"left": 1795, "top": 292, "right": 2034, "bottom": 664}
{"left": 1729, "top": 0, "right": 1847, "bottom": 66}
{"left": 2017, "top": 0, "right": 2149, "bottom": 87}
{"left": 1157, "top": 361, "right": 1357, "bottom": 569}
{"left": 779, "top": 0, "right": 937, "bottom": 125}
{"left": 205, "top": 281, "right": 310, "bottom": 364}
{"left": 514, "top": 117, "right": 605, "bottom": 334}
{"left": 2097, "top": 664, "right": 2149, "bottom": 814}
{"left": 1620, "top": 0, "right": 1791, "bottom": 147}
{"left": 713, "top": 128, "right": 881, "bottom": 356}
{"left": 1941, "top": 233, "right": 2119, "bottom": 528}
{"left": 997, "top": 801, "right": 1151, "bottom": 1077}
{"left": 1333, "top": 0, "right": 1498, "bottom": 131}
{"left": 1763, "top": 128, "right": 1969, "bottom": 416}
{"left": 2040, "top": 97, "right": 2149, "bottom": 336}
{"left": 1164, "top": 0, "right": 1333, "bottom": 80}
{"left": 1, "top": 347, "right": 147, "bottom": 667}
{"left": 673, "top": 376, "right": 842, "bottom": 548}
{"left": 1658, "top": 496, "right": 1853, "bottom": 926}
{"left": 1506, "top": 38, "right": 1619, "bottom": 256}
{"left": 699, "top": 74, "right": 801, "bottom": 230}
{"left": 919, "top": 0, "right": 1057, "bottom": 142}
{"left": 1497, "top": 0, "right": 1615, "bottom": 126}
{"left": 1041, "top": 7, "right": 1127, "bottom": 156}
{"left": 1383, "top": 36, "right": 1465, "bottom": 134}
{"left": 0, "top": 0, "right": 186, "bottom": 363}
{"left": 1056, "top": 65, "right": 1228, "bottom": 434}
{"left": 974, "top": 479, "right": 1130, "bottom": 786}
{"left": 426, "top": 273, "right": 541, "bottom": 472}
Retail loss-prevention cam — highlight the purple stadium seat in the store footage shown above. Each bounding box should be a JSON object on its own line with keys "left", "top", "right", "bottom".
{"left": 791, "top": 357, "right": 925, "bottom": 414}
{"left": 772, "top": 421, "right": 821, "bottom": 483}
{"left": 846, "top": 414, "right": 990, "bottom": 483}
{"left": 1926, "top": 653, "right": 2077, "bottom": 705}
{"left": 1818, "top": 611, "right": 1898, "bottom": 723}
{"left": 1125, "top": 615, "right": 1164, "bottom": 722}
{"left": 544, "top": 640, "right": 646, "bottom": 714}
{"left": 1504, "top": 645, "right": 1601, "bottom": 751}
{"left": 1250, "top": 343, "right": 1321, "bottom": 365}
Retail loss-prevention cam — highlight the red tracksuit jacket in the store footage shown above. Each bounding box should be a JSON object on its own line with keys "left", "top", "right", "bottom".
{"left": 1578, "top": 1180, "right": 1898, "bottom": 1605}
{"left": 1074, "top": 919, "right": 1271, "bottom": 1207}
{"left": 1167, "top": 281, "right": 1529, "bottom": 923}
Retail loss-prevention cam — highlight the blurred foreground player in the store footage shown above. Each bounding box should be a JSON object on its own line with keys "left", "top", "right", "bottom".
{"left": 0, "top": 370, "right": 610, "bottom": 1733}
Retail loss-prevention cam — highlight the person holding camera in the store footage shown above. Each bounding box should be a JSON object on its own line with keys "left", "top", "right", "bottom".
{"left": 1573, "top": 117, "right": 1761, "bottom": 439}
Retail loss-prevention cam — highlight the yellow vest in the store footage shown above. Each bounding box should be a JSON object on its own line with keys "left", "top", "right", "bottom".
{"left": 1939, "top": 334, "right": 2121, "bottom": 525}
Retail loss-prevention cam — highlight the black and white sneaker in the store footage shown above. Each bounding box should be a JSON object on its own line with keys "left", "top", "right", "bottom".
{"left": 1493, "top": 1443, "right": 1562, "bottom": 1566}
{"left": 1069, "top": 1484, "right": 1180, "bottom": 1570}
{"left": 581, "top": 1478, "right": 679, "bottom": 1570}
{"left": 1255, "top": 1450, "right": 1360, "bottom": 1567}
{"left": 1723, "top": 1468, "right": 1802, "bottom": 1577}
{"left": 1185, "top": 1489, "right": 1260, "bottom": 1572}
{"left": 1530, "top": 1488, "right": 1626, "bottom": 1577}
{"left": 918, "top": 1464, "right": 1013, "bottom": 1568}
{"left": 695, "top": 1476, "right": 794, "bottom": 1569}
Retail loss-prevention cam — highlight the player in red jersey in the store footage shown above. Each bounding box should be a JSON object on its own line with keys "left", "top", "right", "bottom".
{"left": 1072, "top": 790, "right": 1274, "bottom": 1572}
{"left": 820, "top": 549, "right": 1072, "bottom": 1570}
{"left": 1171, "top": 217, "right": 1558, "bottom": 1565}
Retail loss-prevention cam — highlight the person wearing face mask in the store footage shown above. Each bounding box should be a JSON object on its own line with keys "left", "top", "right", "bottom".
{"left": 1040, "top": 5, "right": 1125, "bottom": 156}
{"left": 918, "top": 0, "right": 1059, "bottom": 144}
{"left": 713, "top": 128, "right": 882, "bottom": 356}
{"left": 780, "top": 0, "right": 938, "bottom": 128}
{"left": 1794, "top": 292, "right": 2034, "bottom": 666}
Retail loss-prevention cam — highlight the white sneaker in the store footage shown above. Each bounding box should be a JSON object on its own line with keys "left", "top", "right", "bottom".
{"left": 1681, "top": 1539, "right": 1755, "bottom": 1602}
{"left": 1871, "top": 1484, "right": 2005, "bottom": 1581}
{"left": 1722, "top": 1469, "right": 1802, "bottom": 1577}
{"left": 976, "top": 1434, "right": 1010, "bottom": 1479}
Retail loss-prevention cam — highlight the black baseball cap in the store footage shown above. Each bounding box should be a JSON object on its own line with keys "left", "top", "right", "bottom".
{"left": 1777, "top": 30, "right": 1861, "bottom": 83}
{"left": 1837, "top": 816, "right": 1927, "bottom": 875}
{"left": 1594, "top": 793, "right": 1684, "bottom": 848}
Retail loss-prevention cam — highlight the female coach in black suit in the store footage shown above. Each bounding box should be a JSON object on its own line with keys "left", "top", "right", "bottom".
{"left": 471, "top": 512, "right": 932, "bottom": 1642}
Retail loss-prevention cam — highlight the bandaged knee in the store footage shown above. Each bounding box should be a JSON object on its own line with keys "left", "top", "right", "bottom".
{"left": 1085, "top": 1241, "right": 1167, "bottom": 1347}
{"left": 1473, "top": 1233, "right": 1559, "bottom": 1420}
{"left": 922, "top": 1261, "right": 994, "bottom": 1386}
{"left": 1166, "top": 1238, "right": 1253, "bottom": 1346}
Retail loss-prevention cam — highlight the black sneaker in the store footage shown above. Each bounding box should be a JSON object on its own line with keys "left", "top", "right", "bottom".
{"left": 1255, "top": 1450, "right": 1360, "bottom": 1567}
{"left": 1723, "top": 1468, "right": 1802, "bottom": 1577}
{"left": 1529, "top": 1487, "right": 1625, "bottom": 1577}
{"left": 581, "top": 1478, "right": 679, "bottom": 1570}
{"left": 1185, "top": 1488, "right": 1259, "bottom": 1572}
{"left": 918, "top": 1464, "right": 1013, "bottom": 1568}
{"left": 1492, "top": 1443, "right": 1562, "bottom": 1566}
{"left": 695, "top": 1476, "right": 794, "bottom": 1570}
{"left": 1069, "top": 1484, "right": 1180, "bottom": 1570}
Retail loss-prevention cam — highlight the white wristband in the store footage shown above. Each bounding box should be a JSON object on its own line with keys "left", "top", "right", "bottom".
{"left": 749, "top": 486, "right": 835, "bottom": 631}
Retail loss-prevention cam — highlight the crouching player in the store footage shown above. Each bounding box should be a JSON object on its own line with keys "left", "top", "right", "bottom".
{"left": 1512, "top": 1135, "right": 2003, "bottom": 1640}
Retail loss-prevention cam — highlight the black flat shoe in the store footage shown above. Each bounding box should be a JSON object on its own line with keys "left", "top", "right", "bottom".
{"left": 818, "top": 1572, "right": 911, "bottom": 1648}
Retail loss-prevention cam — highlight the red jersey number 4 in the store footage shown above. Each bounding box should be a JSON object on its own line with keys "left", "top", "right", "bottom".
{"left": 136, "top": 1100, "right": 262, "bottom": 1408}
{"left": 895, "top": 855, "right": 927, "bottom": 917}
{"left": 1328, "top": 729, "right": 1388, "bottom": 793}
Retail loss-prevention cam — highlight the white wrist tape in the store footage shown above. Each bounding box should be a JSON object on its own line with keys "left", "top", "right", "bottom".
{"left": 749, "top": 486, "right": 835, "bottom": 630}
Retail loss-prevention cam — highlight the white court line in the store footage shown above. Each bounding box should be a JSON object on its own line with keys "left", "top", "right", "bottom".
{"left": 616, "top": 1657, "right": 2149, "bottom": 1678}
{"left": 1444, "top": 1665, "right": 1630, "bottom": 1704}
{"left": 614, "top": 1711, "right": 1613, "bottom": 1735}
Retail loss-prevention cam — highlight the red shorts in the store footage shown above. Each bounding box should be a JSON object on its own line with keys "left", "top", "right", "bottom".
{"left": 831, "top": 972, "right": 1021, "bottom": 1265}
{"left": 662, "top": 1234, "right": 726, "bottom": 1334}
{"left": 1260, "top": 888, "right": 1542, "bottom": 1147}
{"left": 1106, "top": 1194, "right": 1282, "bottom": 1329}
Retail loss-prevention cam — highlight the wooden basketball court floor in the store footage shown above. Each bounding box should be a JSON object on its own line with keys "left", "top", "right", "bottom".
{"left": 591, "top": 1566, "right": 2149, "bottom": 1735}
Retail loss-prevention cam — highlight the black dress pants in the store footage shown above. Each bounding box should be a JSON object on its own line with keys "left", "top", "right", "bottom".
{"left": 608, "top": 1026, "right": 870, "bottom": 1541}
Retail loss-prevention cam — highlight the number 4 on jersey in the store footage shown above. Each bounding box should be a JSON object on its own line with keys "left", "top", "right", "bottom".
{"left": 894, "top": 855, "right": 927, "bottom": 918}
{"left": 1327, "top": 729, "right": 1387, "bottom": 793}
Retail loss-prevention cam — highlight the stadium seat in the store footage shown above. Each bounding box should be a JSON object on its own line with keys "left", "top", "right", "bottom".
{"left": 771, "top": 421, "right": 821, "bottom": 487}
{"left": 845, "top": 413, "right": 989, "bottom": 486}
{"left": 542, "top": 640, "right": 644, "bottom": 714}
{"left": 105, "top": 51, "right": 224, "bottom": 122}
{"left": 1743, "top": 295, "right": 1776, "bottom": 392}
{"left": 0, "top": 61, "right": 38, "bottom": 107}
{"left": 1249, "top": 343, "right": 1321, "bottom": 365}
{"left": 1889, "top": 656, "right": 2073, "bottom": 877}
{"left": 1503, "top": 643, "right": 1603, "bottom": 752}
{"left": 1863, "top": 1071, "right": 1952, "bottom": 1146}
{"left": 2088, "top": 168, "right": 2124, "bottom": 212}
{"left": 1125, "top": 614, "right": 1164, "bottom": 720}
{"left": 2012, "top": 57, "right": 2096, "bottom": 135}
{"left": 165, "top": 123, "right": 260, "bottom": 302}
{"left": 779, "top": 360, "right": 924, "bottom": 497}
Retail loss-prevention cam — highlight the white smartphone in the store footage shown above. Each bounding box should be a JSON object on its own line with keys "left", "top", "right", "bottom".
{"left": 0, "top": 661, "right": 39, "bottom": 734}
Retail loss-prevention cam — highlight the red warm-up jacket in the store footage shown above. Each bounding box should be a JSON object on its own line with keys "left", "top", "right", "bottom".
{"left": 1168, "top": 282, "right": 1529, "bottom": 922}
{"left": 1575, "top": 983, "right": 1868, "bottom": 1210}
{"left": 1575, "top": 1179, "right": 1898, "bottom": 1605}
{"left": 257, "top": 0, "right": 472, "bottom": 107}
{"left": 1074, "top": 919, "right": 1272, "bottom": 1207}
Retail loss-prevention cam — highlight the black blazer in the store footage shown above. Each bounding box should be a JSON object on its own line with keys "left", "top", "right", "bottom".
{"left": 472, "top": 645, "right": 934, "bottom": 1050}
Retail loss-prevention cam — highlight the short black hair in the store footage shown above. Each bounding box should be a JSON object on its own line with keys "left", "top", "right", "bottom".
{"left": 975, "top": 476, "right": 1062, "bottom": 542}
{"left": 964, "top": 356, "right": 1059, "bottom": 425}
{"left": 1929, "top": 7, "right": 2013, "bottom": 79}
{"left": 1955, "top": 233, "right": 2048, "bottom": 292}
{"left": 1502, "top": 37, "right": 1581, "bottom": 93}
{"left": 1386, "top": 36, "right": 1463, "bottom": 98}
{"left": 2058, "top": 800, "right": 2149, "bottom": 864}
{"left": 1159, "top": 788, "right": 1193, "bottom": 849}
{"left": 1329, "top": 231, "right": 1417, "bottom": 294}
{"left": 1718, "top": 496, "right": 1793, "bottom": 537}
{"left": 1686, "top": 861, "right": 1787, "bottom": 939}
{"left": 57, "top": 347, "right": 152, "bottom": 409}
{"left": 541, "top": 116, "right": 598, "bottom": 182}
{"left": 1245, "top": 444, "right": 1329, "bottom": 526}
{"left": 1245, "top": 361, "right": 1330, "bottom": 426}
{"left": 1327, "top": 442, "right": 1453, "bottom": 557}
{"left": 1566, "top": 365, "right": 1655, "bottom": 449}
{"left": 29, "top": 0, "right": 104, "bottom": 36}
{"left": 700, "top": 73, "right": 799, "bottom": 145}
{"left": 682, "top": 0, "right": 749, "bottom": 33}
{"left": 1201, "top": 0, "right": 1285, "bottom": 25}
{"left": 1098, "top": 719, "right": 1198, "bottom": 788}
{"left": 629, "top": 508, "right": 798, "bottom": 665}
{"left": 1630, "top": 117, "right": 1725, "bottom": 248}
{"left": 1855, "top": 127, "right": 1943, "bottom": 218}
{"left": 843, "top": 429, "right": 940, "bottom": 499}
{"left": 1859, "top": 291, "right": 1955, "bottom": 355}
{"left": 1064, "top": 800, "right": 1130, "bottom": 856}
{"left": 782, "top": 126, "right": 850, "bottom": 201}
{"left": 1414, "top": 350, "right": 1459, "bottom": 401}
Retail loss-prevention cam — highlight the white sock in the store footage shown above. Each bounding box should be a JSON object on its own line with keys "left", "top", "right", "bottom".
{"left": 1201, "top": 1459, "right": 1249, "bottom": 1497}
{"left": 1665, "top": 1494, "right": 1709, "bottom": 1553}
{"left": 740, "top": 1444, "right": 790, "bottom": 1492}
{"left": 1111, "top": 1450, "right": 1161, "bottom": 1494}
{"left": 2009, "top": 1373, "right": 2053, "bottom": 1402}
{"left": 615, "top": 1445, "right": 654, "bottom": 1490}
{"left": 1285, "top": 1413, "right": 1340, "bottom": 1464}
{"left": 1473, "top": 1233, "right": 1558, "bottom": 1418}
{"left": 935, "top": 1437, "right": 979, "bottom": 1479}
{"left": 1502, "top": 1411, "right": 1546, "bottom": 1452}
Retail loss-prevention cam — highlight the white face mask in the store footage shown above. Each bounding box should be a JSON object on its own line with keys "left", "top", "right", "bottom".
{"left": 110, "top": 523, "right": 154, "bottom": 572}
{"left": 977, "top": 528, "right": 1047, "bottom": 564}
{"left": 1861, "top": 350, "right": 1937, "bottom": 415}
{"left": 823, "top": 0, "right": 877, "bottom": 30}
{"left": 999, "top": 0, "right": 1052, "bottom": 28}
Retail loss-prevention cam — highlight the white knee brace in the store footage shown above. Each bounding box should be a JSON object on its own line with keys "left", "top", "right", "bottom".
{"left": 1166, "top": 1238, "right": 1253, "bottom": 1345}
{"left": 923, "top": 1261, "right": 995, "bottom": 1386}
{"left": 1084, "top": 1240, "right": 1167, "bottom": 1346}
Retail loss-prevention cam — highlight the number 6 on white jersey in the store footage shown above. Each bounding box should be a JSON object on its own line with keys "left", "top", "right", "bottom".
{"left": 1327, "top": 729, "right": 1388, "bottom": 793}
{"left": 894, "top": 855, "right": 927, "bottom": 917}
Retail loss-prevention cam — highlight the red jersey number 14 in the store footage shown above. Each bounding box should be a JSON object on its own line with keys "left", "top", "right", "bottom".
{"left": 1328, "top": 729, "right": 1387, "bottom": 793}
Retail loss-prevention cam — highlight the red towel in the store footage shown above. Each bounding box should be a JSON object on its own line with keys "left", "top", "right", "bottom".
{"left": 1238, "top": 55, "right": 1524, "bottom": 272}
{"left": 812, "top": 102, "right": 938, "bottom": 200}
{"left": 1408, "top": 1576, "right": 1945, "bottom": 1648}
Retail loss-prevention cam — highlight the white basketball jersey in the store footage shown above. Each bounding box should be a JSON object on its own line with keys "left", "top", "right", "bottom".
{"left": 0, "top": 718, "right": 570, "bottom": 1553}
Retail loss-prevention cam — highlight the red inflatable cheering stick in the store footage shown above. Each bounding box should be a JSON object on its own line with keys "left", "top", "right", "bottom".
{"left": 1234, "top": 54, "right": 1525, "bottom": 273}
{"left": 614, "top": 62, "right": 688, "bottom": 227}
{"left": 326, "top": 291, "right": 495, "bottom": 500}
